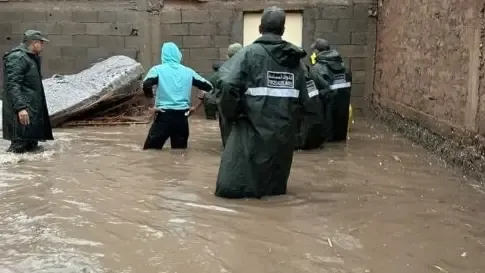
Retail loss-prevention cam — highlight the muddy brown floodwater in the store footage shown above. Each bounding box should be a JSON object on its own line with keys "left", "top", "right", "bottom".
{"left": 0, "top": 118, "right": 484, "bottom": 273}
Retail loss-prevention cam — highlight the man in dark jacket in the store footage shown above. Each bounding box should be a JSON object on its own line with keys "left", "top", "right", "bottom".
{"left": 214, "top": 7, "right": 307, "bottom": 199}
{"left": 295, "top": 64, "right": 328, "bottom": 150}
{"left": 203, "top": 62, "right": 223, "bottom": 120}
{"left": 311, "top": 38, "right": 352, "bottom": 142}
{"left": 2, "top": 30, "right": 54, "bottom": 153}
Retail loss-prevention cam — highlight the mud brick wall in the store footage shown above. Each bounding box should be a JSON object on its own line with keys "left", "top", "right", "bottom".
{"left": 0, "top": 0, "right": 377, "bottom": 112}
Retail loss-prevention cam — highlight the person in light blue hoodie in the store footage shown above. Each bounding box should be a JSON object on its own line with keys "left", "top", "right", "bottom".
{"left": 142, "top": 42, "right": 213, "bottom": 150}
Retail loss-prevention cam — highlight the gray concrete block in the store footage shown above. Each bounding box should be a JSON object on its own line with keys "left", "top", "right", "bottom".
{"left": 47, "top": 57, "right": 75, "bottom": 74}
{"left": 49, "top": 35, "right": 73, "bottom": 47}
{"left": 61, "top": 46, "right": 87, "bottom": 57}
{"left": 351, "top": 83, "right": 365, "bottom": 97}
{"left": 12, "top": 22, "right": 37, "bottom": 34}
{"left": 36, "top": 22, "right": 62, "bottom": 35}
{"left": 1, "top": 34, "right": 22, "bottom": 47}
{"left": 337, "top": 19, "right": 368, "bottom": 32}
{"left": 161, "top": 23, "right": 189, "bottom": 36}
{"left": 210, "top": 9, "right": 234, "bottom": 22}
{"left": 60, "top": 22, "right": 86, "bottom": 35}
{"left": 73, "top": 35, "right": 98, "bottom": 47}
{"left": 352, "top": 70, "right": 366, "bottom": 84}
{"left": 0, "top": 23, "right": 12, "bottom": 35}
{"left": 41, "top": 46, "right": 61, "bottom": 59}
{"left": 0, "top": 11, "right": 22, "bottom": 23}
{"left": 72, "top": 10, "right": 98, "bottom": 23}
{"left": 97, "top": 11, "right": 116, "bottom": 23}
{"left": 181, "top": 9, "right": 210, "bottom": 23}
{"left": 48, "top": 10, "right": 72, "bottom": 22}
{"left": 160, "top": 9, "right": 182, "bottom": 24}
{"left": 124, "top": 36, "right": 139, "bottom": 49}
{"left": 115, "top": 10, "right": 137, "bottom": 24}
{"left": 112, "top": 23, "right": 135, "bottom": 36}
{"left": 337, "top": 45, "right": 367, "bottom": 57}
{"left": 189, "top": 48, "right": 219, "bottom": 60}
{"left": 182, "top": 35, "right": 211, "bottom": 48}
{"left": 189, "top": 23, "right": 216, "bottom": 35}
{"left": 315, "top": 20, "right": 337, "bottom": 33}
{"left": 320, "top": 6, "right": 353, "bottom": 19}
{"left": 317, "top": 32, "right": 350, "bottom": 45}
{"left": 74, "top": 56, "right": 91, "bottom": 72}
{"left": 353, "top": 4, "right": 371, "bottom": 19}
{"left": 85, "top": 23, "right": 112, "bottom": 35}
{"left": 159, "top": 35, "right": 183, "bottom": 48}
{"left": 218, "top": 47, "right": 228, "bottom": 59}
{"left": 22, "top": 11, "right": 48, "bottom": 22}
{"left": 351, "top": 32, "right": 367, "bottom": 44}
{"left": 350, "top": 57, "right": 366, "bottom": 70}
{"left": 87, "top": 47, "right": 113, "bottom": 60}
{"left": 213, "top": 35, "right": 230, "bottom": 47}
{"left": 98, "top": 35, "right": 124, "bottom": 48}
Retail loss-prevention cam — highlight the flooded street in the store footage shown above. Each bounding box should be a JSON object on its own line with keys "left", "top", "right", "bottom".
{"left": 0, "top": 118, "right": 484, "bottom": 273}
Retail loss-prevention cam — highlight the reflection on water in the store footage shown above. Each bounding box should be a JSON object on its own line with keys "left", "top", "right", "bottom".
{"left": 0, "top": 119, "right": 484, "bottom": 273}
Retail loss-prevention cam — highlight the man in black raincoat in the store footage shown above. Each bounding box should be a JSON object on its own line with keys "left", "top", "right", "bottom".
{"left": 2, "top": 30, "right": 54, "bottom": 153}
{"left": 295, "top": 64, "right": 328, "bottom": 150}
{"left": 311, "top": 38, "right": 352, "bottom": 142}
{"left": 214, "top": 7, "right": 308, "bottom": 199}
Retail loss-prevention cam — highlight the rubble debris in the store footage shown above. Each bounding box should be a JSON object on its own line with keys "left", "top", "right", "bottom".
{"left": 43, "top": 55, "right": 144, "bottom": 127}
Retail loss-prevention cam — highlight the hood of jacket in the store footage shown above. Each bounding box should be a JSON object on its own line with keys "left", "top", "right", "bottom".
{"left": 254, "top": 34, "right": 306, "bottom": 68}
{"left": 3, "top": 43, "right": 34, "bottom": 61}
{"left": 161, "top": 42, "right": 182, "bottom": 64}
{"left": 315, "top": 49, "right": 344, "bottom": 71}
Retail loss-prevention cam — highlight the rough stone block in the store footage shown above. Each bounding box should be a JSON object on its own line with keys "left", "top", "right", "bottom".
{"left": 72, "top": 10, "right": 98, "bottom": 23}
{"left": 160, "top": 9, "right": 182, "bottom": 24}
{"left": 97, "top": 11, "right": 116, "bottom": 23}
{"left": 49, "top": 35, "right": 73, "bottom": 47}
{"left": 60, "top": 22, "right": 86, "bottom": 35}
{"left": 47, "top": 57, "right": 75, "bottom": 73}
{"left": 218, "top": 47, "right": 228, "bottom": 59}
{"left": 61, "top": 46, "right": 87, "bottom": 57}
{"left": 112, "top": 24, "right": 135, "bottom": 36}
{"left": 351, "top": 32, "right": 367, "bottom": 44}
{"left": 353, "top": 4, "right": 370, "bottom": 19}
{"left": 73, "top": 35, "right": 98, "bottom": 47}
{"left": 0, "top": 23, "right": 12, "bottom": 35}
{"left": 181, "top": 10, "right": 210, "bottom": 23}
{"left": 98, "top": 36, "right": 125, "bottom": 48}
{"left": 161, "top": 23, "right": 189, "bottom": 36}
{"left": 190, "top": 48, "right": 219, "bottom": 60}
{"left": 48, "top": 10, "right": 72, "bottom": 22}
{"left": 183, "top": 35, "right": 211, "bottom": 48}
{"left": 318, "top": 32, "right": 350, "bottom": 44}
{"left": 22, "top": 11, "right": 48, "bottom": 22}
{"left": 315, "top": 20, "right": 337, "bottom": 33}
{"left": 124, "top": 36, "right": 139, "bottom": 49}
{"left": 350, "top": 57, "right": 366, "bottom": 70}
{"left": 352, "top": 70, "right": 366, "bottom": 84}
{"left": 337, "top": 19, "right": 368, "bottom": 32}
{"left": 351, "top": 83, "right": 365, "bottom": 97}
{"left": 159, "top": 35, "right": 183, "bottom": 47}
{"left": 189, "top": 23, "right": 216, "bottom": 36}
{"left": 115, "top": 10, "right": 137, "bottom": 24}
{"left": 217, "top": 21, "right": 231, "bottom": 35}
{"left": 0, "top": 11, "right": 22, "bottom": 23}
{"left": 337, "top": 45, "right": 367, "bottom": 57}
{"left": 85, "top": 23, "right": 112, "bottom": 35}
{"left": 213, "top": 35, "right": 230, "bottom": 47}
{"left": 320, "top": 6, "right": 353, "bottom": 19}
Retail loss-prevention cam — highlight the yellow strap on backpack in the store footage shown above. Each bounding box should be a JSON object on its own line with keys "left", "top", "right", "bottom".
{"left": 310, "top": 52, "right": 317, "bottom": 65}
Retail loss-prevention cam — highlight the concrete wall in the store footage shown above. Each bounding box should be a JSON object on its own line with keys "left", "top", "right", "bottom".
{"left": 0, "top": 0, "right": 376, "bottom": 111}
{"left": 373, "top": 0, "right": 485, "bottom": 180}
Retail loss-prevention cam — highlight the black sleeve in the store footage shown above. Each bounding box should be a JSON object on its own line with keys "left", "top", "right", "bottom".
{"left": 192, "top": 77, "right": 212, "bottom": 92}
{"left": 142, "top": 77, "right": 158, "bottom": 98}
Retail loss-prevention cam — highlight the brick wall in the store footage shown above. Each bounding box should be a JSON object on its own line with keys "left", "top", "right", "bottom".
{"left": 0, "top": 0, "right": 377, "bottom": 112}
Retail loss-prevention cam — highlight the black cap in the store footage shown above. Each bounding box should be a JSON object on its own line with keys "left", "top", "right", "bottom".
{"left": 311, "top": 38, "right": 330, "bottom": 52}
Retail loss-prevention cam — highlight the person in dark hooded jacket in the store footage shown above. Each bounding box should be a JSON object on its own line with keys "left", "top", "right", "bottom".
{"left": 2, "top": 30, "right": 54, "bottom": 153}
{"left": 214, "top": 7, "right": 308, "bottom": 199}
{"left": 295, "top": 63, "right": 329, "bottom": 150}
{"left": 202, "top": 61, "right": 223, "bottom": 120}
{"left": 311, "top": 38, "right": 352, "bottom": 142}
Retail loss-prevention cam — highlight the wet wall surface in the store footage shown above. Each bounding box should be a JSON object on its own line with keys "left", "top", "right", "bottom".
{"left": 0, "top": 119, "right": 484, "bottom": 273}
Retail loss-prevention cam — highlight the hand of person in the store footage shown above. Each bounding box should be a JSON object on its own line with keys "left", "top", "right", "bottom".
{"left": 187, "top": 106, "right": 197, "bottom": 117}
{"left": 18, "top": 109, "right": 29, "bottom": 125}
{"left": 197, "top": 90, "right": 207, "bottom": 100}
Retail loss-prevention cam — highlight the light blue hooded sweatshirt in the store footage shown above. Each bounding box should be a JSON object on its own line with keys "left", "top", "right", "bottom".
{"left": 143, "top": 42, "right": 212, "bottom": 110}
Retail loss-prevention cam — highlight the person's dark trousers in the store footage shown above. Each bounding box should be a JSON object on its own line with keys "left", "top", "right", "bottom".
{"left": 143, "top": 109, "right": 190, "bottom": 150}
{"left": 7, "top": 140, "right": 39, "bottom": 154}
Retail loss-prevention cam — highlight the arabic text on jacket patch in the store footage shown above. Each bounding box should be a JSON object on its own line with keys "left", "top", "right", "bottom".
{"left": 266, "top": 71, "right": 295, "bottom": 89}
{"left": 306, "top": 80, "right": 319, "bottom": 98}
